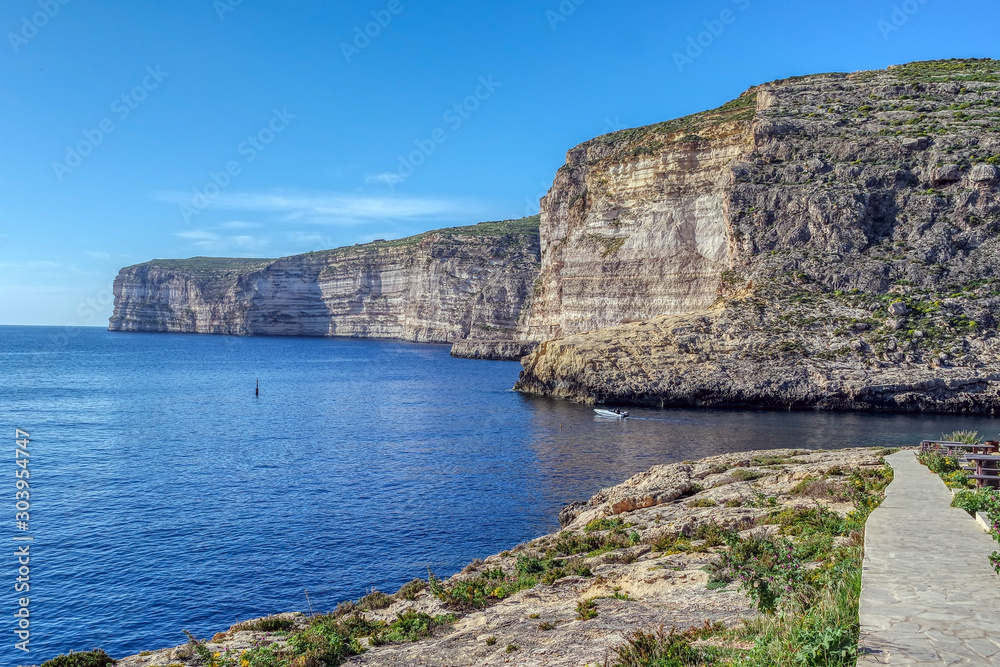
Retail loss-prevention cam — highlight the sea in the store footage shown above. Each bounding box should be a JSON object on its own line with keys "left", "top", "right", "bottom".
{"left": 0, "top": 325, "right": 996, "bottom": 664}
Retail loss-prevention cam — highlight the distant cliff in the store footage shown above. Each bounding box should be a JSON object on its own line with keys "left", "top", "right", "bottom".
{"left": 109, "top": 217, "right": 540, "bottom": 360}
{"left": 516, "top": 59, "right": 1000, "bottom": 413}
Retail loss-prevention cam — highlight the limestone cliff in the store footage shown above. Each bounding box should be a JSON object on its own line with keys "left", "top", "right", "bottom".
{"left": 109, "top": 217, "right": 540, "bottom": 359}
{"left": 516, "top": 59, "right": 1000, "bottom": 413}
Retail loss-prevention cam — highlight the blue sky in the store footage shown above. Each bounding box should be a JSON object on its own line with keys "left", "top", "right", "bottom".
{"left": 1, "top": 0, "right": 997, "bottom": 326}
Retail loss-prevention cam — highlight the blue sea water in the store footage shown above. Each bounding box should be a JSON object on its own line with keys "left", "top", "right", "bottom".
{"left": 0, "top": 325, "right": 997, "bottom": 664}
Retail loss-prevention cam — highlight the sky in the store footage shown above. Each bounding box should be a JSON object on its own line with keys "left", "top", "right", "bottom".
{"left": 1, "top": 0, "right": 998, "bottom": 326}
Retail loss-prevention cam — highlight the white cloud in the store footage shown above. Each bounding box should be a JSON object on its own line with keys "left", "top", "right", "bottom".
{"left": 154, "top": 190, "right": 475, "bottom": 225}
{"left": 219, "top": 221, "right": 263, "bottom": 230}
{"left": 173, "top": 229, "right": 272, "bottom": 254}
{"left": 365, "top": 172, "right": 405, "bottom": 186}
{"left": 231, "top": 235, "right": 271, "bottom": 250}
{"left": 286, "top": 231, "right": 333, "bottom": 247}
{"left": 175, "top": 230, "right": 221, "bottom": 244}
{"left": 84, "top": 251, "right": 111, "bottom": 260}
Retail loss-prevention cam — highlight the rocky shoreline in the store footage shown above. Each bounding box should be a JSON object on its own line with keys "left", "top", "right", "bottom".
{"left": 75, "top": 446, "right": 892, "bottom": 667}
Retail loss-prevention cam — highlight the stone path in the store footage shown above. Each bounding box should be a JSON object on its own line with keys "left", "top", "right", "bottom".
{"left": 859, "top": 450, "right": 1000, "bottom": 665}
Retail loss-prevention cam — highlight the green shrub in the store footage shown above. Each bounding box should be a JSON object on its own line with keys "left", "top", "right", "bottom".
{"left": 358, "top": 589, "right": 392, "bottom": 611}
{"left": 548, "top": 530, "right": 632, "bottom": 556}
{"left": 248, "top": 616, "right": 296, "bottom": 632}
{"left": 576, "top": 598, "right": 598, "bottom": 620}
{"left": 429, "top": 567, "right": 530, "bottom": 609}
{"left": 284, "top": 615, "right": 369, "bottom": 665}
{"left": 720, "top": 533, "right": 811, "bottom": 613}
{"left": 730, "top": 468, "right": 766, "bottom": 482}
{"left": 944, "top": 430, "right": 980, "bottom": 444}
{"left": 918, "top": 452, "right": 962, "bottom": 475}
{"left": 764, "top": 506, "right": 847, "bottom": 537}
{"left": 369, "top": 610, "right": 455, "bottom": 645}
{"left": 430, "top": 551, "right": 596, "bottom": 610}
{"left": 792, "top": 622, "right": 858, "bottom": 666}
{"left": 585, "top": 517, "right": 626, "bottom": 532}
{"left": 941, "top": 469, "right": 973, "bottom": 489}
{"left": 394, "top": 578, "right": 427, "bottom": 601}
{"left": 953, "top": 489, "right": 999, "bottom": 515}
{"left": 791, "top": 477, "right": 851, "bottom": 501}
{"left": 40, "top": 651, "right": 115, "bottom": 667}
{"left": 608, "top": 628, "right": 705, "bottom": 666}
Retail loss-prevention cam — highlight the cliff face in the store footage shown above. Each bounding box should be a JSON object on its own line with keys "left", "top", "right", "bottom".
{"left": 522, "top": 96, "right": 755, "bottom": 341}
{"left": 516, "top": 59, "right": 1000, "bottom": 413}
{"left": 109, "top": 218, "right": 540, "bottom": 359}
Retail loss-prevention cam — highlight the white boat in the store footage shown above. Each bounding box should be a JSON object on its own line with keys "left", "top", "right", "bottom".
{"left": 594, "top": 408, "right": 629, "bottom": 419}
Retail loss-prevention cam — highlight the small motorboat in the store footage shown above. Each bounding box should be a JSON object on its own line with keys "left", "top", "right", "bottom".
{"left": 594, "top": 408, "right": 629, "bottom": 419}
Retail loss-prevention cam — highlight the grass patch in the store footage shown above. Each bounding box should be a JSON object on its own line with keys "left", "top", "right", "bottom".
{"left": 762, "top": 506, "right": 848, "bottom": 538}
{"left": 585, "top": 517, "right": 627, "bottom": 532}
{"left": 790, "top": 477, "right": 851, "bottom": 501}
{"left": 651, "top": 523, "right": 736, "bottom": 554}
{"left": 548, "top": 529, "right": 637, "bottom": 556}
{"left": 730, "top": 468, "right": 766, "bottom": 482}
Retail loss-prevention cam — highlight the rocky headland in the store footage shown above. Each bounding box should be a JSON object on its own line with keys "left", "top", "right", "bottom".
{"left": 108, "top": 217, "right": 541, "bottom": 360}
{"left": 515, "top": 58, "right": 1000, "bottom": 413}
{"left": 96, "top": 446, "right": 891, "bottom": 667}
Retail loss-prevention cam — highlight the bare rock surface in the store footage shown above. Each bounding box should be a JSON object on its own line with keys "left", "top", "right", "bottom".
{"left": 107, "top": 447, "right": 887, "bottom": 667}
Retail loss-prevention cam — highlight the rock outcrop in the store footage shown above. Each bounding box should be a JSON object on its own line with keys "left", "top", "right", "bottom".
{"left": 108, "top": 447, "right": 889, "bottom": 667}
{"left": 516, "top": 59, "right": 1000, "bottom": 413}
{"left": 109, "top": 217, "right": 540, "bottom": 360}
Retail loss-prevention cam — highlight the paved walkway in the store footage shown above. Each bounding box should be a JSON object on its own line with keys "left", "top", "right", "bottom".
{"left": 859, "top": 450, "right": 1000, "bottom": 665}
